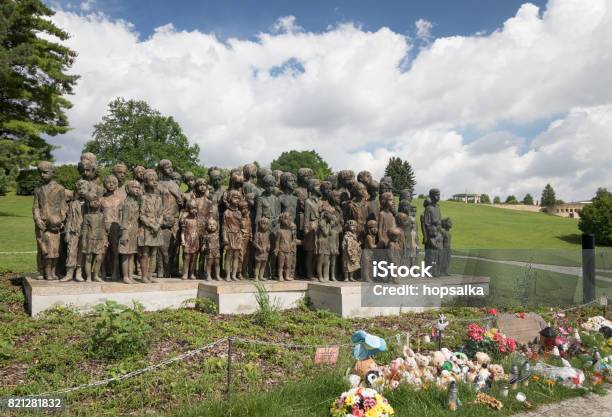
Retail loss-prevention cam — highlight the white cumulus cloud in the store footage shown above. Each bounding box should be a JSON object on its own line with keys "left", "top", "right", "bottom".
{"left": 47, "top": 0, "right": 612, "bottom": 201}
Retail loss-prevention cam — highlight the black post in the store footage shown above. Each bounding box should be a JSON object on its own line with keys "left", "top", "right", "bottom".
{"left": 226, "top": 337, "right": 233, "bottom": 401}
{"left": 582, "top": 233, "right": 596, "bottom": 303}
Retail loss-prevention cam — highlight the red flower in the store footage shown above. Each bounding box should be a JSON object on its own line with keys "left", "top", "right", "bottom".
{"left": 507, "top": 338, "right": 516, "bottom": 352}
{"left": 488, "top": 308, "right": 498, "bottom": 316}
{"left": 516, "top": 312, "right": 526, "bottom": 319}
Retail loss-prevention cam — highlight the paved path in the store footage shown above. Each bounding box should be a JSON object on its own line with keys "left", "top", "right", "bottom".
{"left": 515, "top": 390, "right": 612, "bottom": 417}
{"left": 455, "top": 255, "right": 612, "bottom": 284}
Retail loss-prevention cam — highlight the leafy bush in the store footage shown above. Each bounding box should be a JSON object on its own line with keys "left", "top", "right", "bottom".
{"left": 493, "top": 196, "right": 501, "bottom": 204}
{"left": 579, "top": 188, "right": 612, "bottom": 245}
{"left": 194, "top": 297, "right": 218, "bottom": 314}
{"left": 89, "top": 300, "right": 152, "bottom": 359}
{"left": 0, "top": 170, "right": 11, "bottom": 195}
{"left": 15, "top": 169, "right": 39, "bottom": 195}
{"left": 253, "top": 282, "right": 280, "bottom": 326}
{"left": 54, "top": 164, "right": 80, "bottom": 190}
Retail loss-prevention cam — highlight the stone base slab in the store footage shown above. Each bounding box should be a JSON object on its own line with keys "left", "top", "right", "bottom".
{"left": 23, "top": 276, "right": 200, "bottom": 316}
{"left": 198, "top": 280, "right": 308, "bottom": 314}
{"left": 23, "top": 275, "right": 490, "bottom": 318}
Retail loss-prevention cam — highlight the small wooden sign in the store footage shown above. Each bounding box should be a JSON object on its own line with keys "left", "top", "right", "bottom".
{"left": 314, "top": 346, "right": 339, "bottom": 365}
{"left": 496, "top": 313, "right": 545, "bottom": 346}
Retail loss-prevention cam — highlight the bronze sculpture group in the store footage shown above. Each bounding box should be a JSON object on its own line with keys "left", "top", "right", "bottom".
{"left": 32, "top": 153, "right": 452, "bottom": 284}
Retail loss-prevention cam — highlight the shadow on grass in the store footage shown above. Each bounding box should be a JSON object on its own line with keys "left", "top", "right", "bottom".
{"left": 557, "top": 234, "right": 582, "bottom": 245}
{"left": 0, "top": 210, "right": 27, "bottom": 217}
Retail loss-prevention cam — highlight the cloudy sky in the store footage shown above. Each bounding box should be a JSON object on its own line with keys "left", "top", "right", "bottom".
{"left": 46, "top": 0, "right": 612, "bottom": 201}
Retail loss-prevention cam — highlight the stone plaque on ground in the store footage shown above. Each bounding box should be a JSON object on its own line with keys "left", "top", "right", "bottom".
{"left": 496, "top": 313, "right": 546, "bottom": 345}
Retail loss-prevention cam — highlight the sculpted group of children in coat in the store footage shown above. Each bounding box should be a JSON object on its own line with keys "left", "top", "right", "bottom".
{"left": 33, "top": 153, "right": 452, "bottom": 284}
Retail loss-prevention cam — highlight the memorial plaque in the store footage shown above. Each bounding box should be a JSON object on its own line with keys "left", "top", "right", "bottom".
{"left": 496, "top": 313, "right": 546, "bottom": 345}
{"left": 314, "top": 346, "right": 339, "bottom": 365}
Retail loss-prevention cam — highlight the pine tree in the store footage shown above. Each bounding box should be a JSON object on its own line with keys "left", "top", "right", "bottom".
{"left": 384, "top": 157, "right": 416, "bottom": 196}
{"left": 0, "top": 0, "right": 78, "bottom": 178}
{"left": 540, "top": 184, "right": 556, "bottom": 207}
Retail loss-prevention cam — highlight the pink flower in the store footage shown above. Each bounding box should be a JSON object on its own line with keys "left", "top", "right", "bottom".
{"left": 352, "top": 406, "right": 364, "bottom": 417}
{"left": 363, "top": 397, "right": 377, "bottom": 410}
{"left": 507, "top": 338, "right": 516, "bottom": 352}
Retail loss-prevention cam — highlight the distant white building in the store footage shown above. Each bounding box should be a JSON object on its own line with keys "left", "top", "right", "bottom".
{"left": 451, "top": 193, "right": 482, "bottom": 203}
{"left": 546, "top": 201, "right": 591, "bottom": 219}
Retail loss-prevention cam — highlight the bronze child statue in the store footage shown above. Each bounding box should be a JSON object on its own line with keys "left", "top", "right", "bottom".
{"left": 252, "top": 217, "right": 271, "bottom": 281}
{"left": 440, "top": 217, "right": 452, "bottom": 276}
{"left": 118, "top": 180, "right": 141, "bottom": 284}
{"left": 239, "top": 199, "right": 252, "bottom": 279}
{"left": 315, "top": 209, "right": 333, "bottom": 282}
{"left": 81, "top": 194, "right": 107, "bottom": 282}
{"left": 222, "top": 189, "right": 243, "bottom": 281}
{"left": 101, "top": 175, "right": 122, "bottom": 280}
{"left": 275, "top": 212, "right": 296, "bottom": 281}
{"left": 342, "top": 220, "right": 361, "bottom": 282}
{"left": 61, "top": 179, "right": 89, "bottom": 282}
{"left": 302, "top": 178, "right": 322, "bottom": 280}
{"left": 202, "top": 218, "right": 221, "bottom": 281}
{"left": 364, "top": 219, "right": 378, "bottom": 250}
{"left": 138, "top": 169, "right": 163, "bottom": 283}
{"left": 377, "top": 191, "right": 397, "bottom": 248}
{"left": 180, "top": 199, "right": 200, "bottom": 280}
{"left": 33, "top": 161, "right": 67, "bottom": 280}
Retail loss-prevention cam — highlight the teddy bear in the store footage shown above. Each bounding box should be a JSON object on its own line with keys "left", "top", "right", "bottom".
{"left": 431, "top": 351, "right": 446, "bottom": 369}
{"left": 474, "top": 351, "right": 491, "bottom": 367}
{"left": 488, "top": 364, "right": 506, "bottom": 381}
{"left": 436, "top": 369, "right": 456, "bottom": 388}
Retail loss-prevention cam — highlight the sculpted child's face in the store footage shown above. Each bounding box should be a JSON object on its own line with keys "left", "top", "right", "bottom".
{"left": 145, "top": 175, "right": 157, "bottom": 189}
{"left": 197, "top": 182, "right": 207, "bottom": 194}
{"left": 368, "top": 225, "right": 378, "bottom": 235}
{"left": 39, "top": 167, "right": 54, "bottom": 183}
{"left": 113, "top": 167, "right": 127, "bottom": 183}
{"left": 161, "top": 163, "right": 173, "bottom": 176}
{"left": 76, "top": 182, "right": 89, "bottom": 198}
{"left": 208, "top": 222, "right": 217, "bottom": 233}
{"left": 230, "top": 193, "right": 241, "bottom": 207}
{"left": 134, "top": 168, "right": 145, "bottom": 181}
{"left": 128, "top": 183, "right": 142, "bottom": 197}
{"left": 210, "top": 172, "right": 221, "bottom": 187}
{"left": 187, "top": 178, "right": 196, "bottom": 190}
{"left": 105, "top": 178, "right": 118, "bottom": 192}
{"left": 82, "top": 166, "right": 96, "bottom": 180}
{"left": 190, "top": 206, "right": 198, "bottom": 216}
{"left": 259, "top": 221, "right": 270, "bottom": 232}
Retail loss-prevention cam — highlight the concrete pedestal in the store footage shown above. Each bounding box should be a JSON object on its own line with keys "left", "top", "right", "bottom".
{"left": 197, "top": 280, "right": 308, "bottom": 314}
{"left": 23, "top": 275, "right": 489, "bottom": 318}
{"left": 23, "top": 276, "right": 199, "bottom": 316}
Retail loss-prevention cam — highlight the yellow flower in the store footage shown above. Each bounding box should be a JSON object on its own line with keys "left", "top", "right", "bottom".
{"left": 345, "top": 394, "right": 356, "bottom": 406}
{"left": 365, "top": 409, "right": 379, "bottom": 417}
{"left": 532, "top": 375, "right": 540, "bottom": 382}
{"left": 545, "top": 379, "right": 556, "bottom": 387}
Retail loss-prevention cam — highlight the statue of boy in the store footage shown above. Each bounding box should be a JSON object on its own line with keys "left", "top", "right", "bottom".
{"left": 302, "top": 178, "right": 322, "bottom": 280}
{"left": 342, "top": 220, "right": 362, "bottom": 282}
{"left": 81, "top": 194, "right": 107, "bottom": 282}
{"left": 33, "top": 161, "right": 67, "bottom": 280}
{"left": 61, "top": 179, "right": 89, "bottom": 282}
{"left": 377, "top": 191, "right": 397, "bottom": 248}
{"left": 118, "top": 180, "right": 142, "bottom": 284}
{"left": 422, "top": 188, "right": 442, "bottom": 276}
{"left": 255, "top": 174, "right": 281, "bottom": 277}
{"left": 222, "top": 189, "right": 244, "bottom": 281}
{"left": 440, "top": 218, "right": 453, "bottom": 276}
{"left": 111, "top": 163, "right": 128, "bottom": 201}
{"left": 207, "top": 167, "right": 225, "bottom": 206}
{"left": 138, "top": 169, "right": 163, "bottom": 283}
{"left": 275, "top": 212, "right": 296, "bottom": 281}
{"left": 357, "top": 170, "right": 379, "bottom": 221}
{"left": 78, "top": 152, "right": 102, "bottom": 197}
{"left": 157, "top": 159, "right": 184, "bottom": 278}
{"left": 101, "top": 175, "right": 122, "bottom": 280}
{"left": 279, "top": 172, "right": 298, "bottom": 224}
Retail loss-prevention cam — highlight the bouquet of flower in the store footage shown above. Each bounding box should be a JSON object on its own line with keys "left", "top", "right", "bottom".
{"left": 330, "top": 387, "right": 394, "bottom": 417}
{"left": 465, "top": 323, "right": 516, "bottom": 358}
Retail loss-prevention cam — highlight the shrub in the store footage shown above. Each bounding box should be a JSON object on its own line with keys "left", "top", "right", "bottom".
{"left": 15, "top": 169, "right": 39, "bottom": 195}
{"left": 54, "top": 164, "right": 80, "bottom": 190}
{"left": 194, "top": 297, "right": 218, "bottom": 314}
{"left": 253, "top": 282, "right": 280, "bottom": 326}
{"left": 579, "top": 188, "right": 612, "bottom": 245}
{"left": 90, "top": 300, "right": 151, "bottom": 359}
